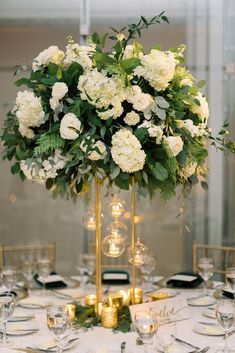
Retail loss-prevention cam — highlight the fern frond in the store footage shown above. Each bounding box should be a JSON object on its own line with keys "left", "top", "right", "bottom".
{"left": 33, "top": 132, "right": 65, "bottom": 156}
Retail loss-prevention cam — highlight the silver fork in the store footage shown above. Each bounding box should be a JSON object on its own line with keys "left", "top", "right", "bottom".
{"left": 194, "top": 346, "right": 210, "bottom": 353}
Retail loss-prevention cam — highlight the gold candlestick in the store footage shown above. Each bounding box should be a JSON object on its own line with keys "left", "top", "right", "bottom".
{"left": 107, "top": 293, "right": 123, "bottom": 310}
{"left": 64, "top": 303, "right": 76, "bottom": 322}
{"left": 128, "top": 288, "right": 143, "bottom": 305}
{"left": 116, "top": 290, "right": 130, "bottom": 306}
{"left": 85, "top": 294, "right": 97, "bottom": 306}
{"left": 131, "top": 176, "right": 136, "bottom": 304}
{"left": 95, "top": 177, "right": 102, "bottom": 313}
{"left": 101, "top": 307, "right": 118, "bottom": 328}
{"left": 96, "top": 302, "right": 107, "bottom": 316}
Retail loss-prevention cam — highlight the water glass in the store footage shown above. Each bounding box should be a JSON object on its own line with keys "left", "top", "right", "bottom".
{"left": 215, "top": 299, "right": 235, "bottom": 353}
{"left": 0, "top": 292, "right": 15, "bottom": 347}
{"left": 225, "top": 267, "right": 235, "bottom": 298}
{"left": 198, "top": 257, "right": 214, "bottom": 295}
{"left": 134, "top": 310, "right": 158, "bottom": 353}
{"left": 1, "top": 267, "right": 17, "bottom": 292}
{"left": 37, "top": 258, "right": 51, "bottom": 295}
{"left": 21, "top": 259, "right": 35, "bottom": 291}
{"left": 157, "top": 321, "right": 176, "bottom": 353}
{"left": 140, "top": 254, "right": 156, "bottom": 288}
{"left": 77, "top": 254, "right": 95, "bottom": 286}
{"left": 47, "top": 306, "right": 71, "bottom": 353}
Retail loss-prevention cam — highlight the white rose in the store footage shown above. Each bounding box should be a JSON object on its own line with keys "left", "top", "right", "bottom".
{"left": 165, "top": 136, "right": 184, "bottom": 156}
{"left": 191, "top": 92, "right": 209, "bottom": 122}
{"left": 88, "top": 141, "right": 107, "bottom": 161}
{"left": 60, "top": 113, "right": 81, "bottom": 140}
{"left": 50, "top": 82, "right": 68, "bottom": 110}
{"left": 148, "top": 126, "right": 163, "bottom": 144}
{"left": 127, "top": 86, "right": 153, "bottom": 112}
{"left": 123, "top": 111, "right": 140, "bottom": 126}
{"left": 32, "top": 46, "right": 65, "bottom": 71}
{"left": 19, "top": 125, "right": 35, "bottom": 139}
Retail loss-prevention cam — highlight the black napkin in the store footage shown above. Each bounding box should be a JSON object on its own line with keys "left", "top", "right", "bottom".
{"left": 34, "top": 271, "right": 67, "bottom": 289}
{"left": 0, "top": 291, "right": 17, "bottom": 297}
{"left": 102, "top": 270, "right": 130, "bottom": 285}
{"left": 166, "top": 271, "right": 203, "bottom": 288}
{"left": 222, "top": 289, "right": 234, "bottom": 299}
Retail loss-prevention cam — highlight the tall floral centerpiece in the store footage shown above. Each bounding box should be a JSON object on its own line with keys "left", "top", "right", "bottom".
{"left": 1, "top": 14, "right": 235, "bottom": 306}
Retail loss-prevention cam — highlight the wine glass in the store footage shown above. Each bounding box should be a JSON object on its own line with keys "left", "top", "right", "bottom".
{"left": 47, "top": 306, "right": 71, "bottom": 353}
{"left": 78, "top": 254, "right": 95, "bottom": 286}
{"left": 0, "top": 292, "right": 15, "bottom": 347}
{"left": 215, "top": 299, "right": 235, "bottom": 353}
{"left": 140, "top": 254, "right": 156, "bottom": 289}
{"left": 198, "top": 257, "right": 214, "bottom": 296}
{"left": 21, "top": 259, "right": 35, "bottom": 291}
{"left": 1, "top": 267, "right": 17, "bottom": 292}
{"left": 157, "top": 321, "right": 176, "bottom": 353}
{"left": 37, "top": 258, "right": 51, "bottom": 295}
{"left": 225, "top": 267, "right": 235, "bottom": 299}
{"left": 134, "top": 310, "right": 158, "bottom": 353}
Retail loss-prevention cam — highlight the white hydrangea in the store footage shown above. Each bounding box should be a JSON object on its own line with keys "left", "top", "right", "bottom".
{"left": 88, "top": 141, "right": 107, "bottom": 161}
{"left": 182, "top": 119, "right": 199, "bottom": 137}
{"left": 14, "top": 90, "right": 45, "bottom": 138}
{"left": 138, "top": 120, "right": 164, "bottom": 144}
{"left": 127, "top": 85, "right": 153, "bottom": 112}
{"left": 60, "top": 113, "right": 81, "bottom": 140}
{"left": 64, "top": 42, "right": 95, "bottom": 70}
{"left": 191, "top": 92, "right": 209, "bottom": 122}
{"left": 123, "top": 111, "right": 140, "bottom": 126}
{"left": 134, "top": 49, "right": 177, "bottom": 91}
{"left": 20, "top": 149, "right": 68, "bottom": 184}
{"left": 164, "top": 136, "right": 184, "bottom": 156}
{"left": 32, "top": 46, "right": 65, "bottom": 71}
{"left": 50, "top": 82, "right": 68, "bottom": 110}
{"left": 111, "top": 129, "right": 146, "bottom": 173}
{"left": 78, "top": 69, "right": 125, "bottom": 119}
{"left": 180, "top": 162, "right": 197, "bottom": 179}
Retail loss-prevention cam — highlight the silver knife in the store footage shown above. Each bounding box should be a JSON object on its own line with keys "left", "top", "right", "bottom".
{"left": 121, "top": 341, "right": 126, "bottom": 353}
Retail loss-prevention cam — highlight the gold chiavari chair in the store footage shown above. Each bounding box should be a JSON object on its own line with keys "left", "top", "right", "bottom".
{"left": 0, "top": 243, "right": 56, "bottom": 271}
{"left": 192, "top": 240, "right": 235, "bottom": 276}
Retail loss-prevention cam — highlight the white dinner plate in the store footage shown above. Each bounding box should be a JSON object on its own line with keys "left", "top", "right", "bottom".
{"left": 6, "top": 323, "right": 39, "bottom": 336}
{"left": 193, "top": 323, "right": 224, "bottom": 336}
{"left": 202, "top": 309, "right": 216, "bottom": 319}
{"left": 156, "top": 341, "right": 195, "bottom": 353}
{"left": 187, "top": 296, "right": 215, "bottom": 306}
{"left": 9, "top": 313, "right": 35, "bottom": 322}
{"left": 32, "top": 338, "right": 79, "bottom": 352}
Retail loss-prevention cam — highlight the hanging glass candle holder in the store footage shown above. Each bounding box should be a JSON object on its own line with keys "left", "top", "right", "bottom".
{"left": 106, "top": 219, "right": 128, "bottom": 240}
{"left": 108, "top": 194, "right": 126, "bottom": 218}
{"left": 128, "top": 237, "right": 148, "bottom": 266}
{"left": 83, "top": 205, "right": 103, "bottom": 231}
{"left": 102, "top": 234, "right": 125, "bottom": 258}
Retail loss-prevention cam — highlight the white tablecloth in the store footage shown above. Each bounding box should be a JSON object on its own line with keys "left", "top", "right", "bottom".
{"left": 1, "top": 284, "right": 235, "bottom": 353}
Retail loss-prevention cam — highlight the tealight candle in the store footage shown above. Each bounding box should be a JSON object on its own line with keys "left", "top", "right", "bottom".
{"left": 128, "top": 288, "right": 143, "bottom": 305}
{"left": 101, "top": 307, "right": 118, "bottom": 328}
{"left": 64, "top": 303, "right": 76, "bottom": 322}
{"left": 117, "top": 290, "right": 129, "bottom": 306}
{"left": 85, "top": 294, "right": 97, "bottom": 306}
{"left": 96, "top": 302, "right": 107, "bottom": 316}
{"left": 107, "top": 293, "right": 123, "bottom": 310}
{"left": 151, "top": 292, "right": 169, "bottom": 301}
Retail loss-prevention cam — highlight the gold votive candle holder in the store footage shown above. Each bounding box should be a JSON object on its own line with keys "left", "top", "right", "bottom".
{"left": 107, "top": 293, "right": 123, "bottom": 310}
{"left": 64, "top": 303, "right": 76, "bottom": 322}
{"left": 128, "top": 288, "right": 143, "bottom": 305}
{"left": 117, "top": 290, "right": 130, "bottom": 306}
{"left": 85, "top": 294, "right": 97, "bottom": 306}
{"left": 151, "top": 292, "right": 169, "bottom": 301}
{"left": 96, "top": 302, "right": 107, "bottom": 316}
{"left": 101, "top": 306, "right": 118, "bottom": 328}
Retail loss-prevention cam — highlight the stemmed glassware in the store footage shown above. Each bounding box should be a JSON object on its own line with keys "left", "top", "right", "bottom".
{"left": 0, "top": 292, "right": 16, "bottom": 347}
{"left": 225, "top": 267, "right": 235, "bottom": 299}
{"left": 1, "top": 267, "right": 17, "bottom": 292}
{"left": 140, "top": 254, "right": 156, "bottom": 289}
{"left": 134, "top": 309, "right": 158, "bottom": 353}
{"left": 157, "top": 321, "right": 176, "bottom": 353}
{"left": 215, "top": 299, "right": 235, "bottom": 353}
{"left": 77, "top": 254, "right": 95, "bottom": 288}
{"left": 21, "top": 259, "right": 35, "bottom": 291}
{"left": 47, "top": 306, "right": 71, "bottom": 353}
{"left": 198, "top": 257, "right": 214, "bottom": 296}
{"left": 37, "top": 258, "right": 51, "bottom": 295}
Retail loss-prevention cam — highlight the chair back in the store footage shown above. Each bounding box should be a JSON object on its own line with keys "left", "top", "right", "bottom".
{"left": 0, "top": 243, "right": 56, "bottom": 271}
{"left": 192, "top": 241, "right": 235, "bottom": 275}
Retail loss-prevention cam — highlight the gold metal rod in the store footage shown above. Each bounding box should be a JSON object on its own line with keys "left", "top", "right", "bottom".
{"left": 95, "top": 177, "right": 102, "bottom": 311}
{"left": 131, "top": 176, "right": 135, "bottom": 304}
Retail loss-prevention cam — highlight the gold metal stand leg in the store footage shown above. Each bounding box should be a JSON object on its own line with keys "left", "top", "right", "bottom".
{"left": 131, "top": 176, "right": 135, "bottom": 304}
{"left": 95, "top": 177, "right": 102, "bottom": 311}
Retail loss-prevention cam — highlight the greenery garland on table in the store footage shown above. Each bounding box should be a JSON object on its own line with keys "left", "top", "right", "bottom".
{"left": 1, "top": 13, "right": 235, "bottom": 200}
{"left": 75, "top": 304, "right": 132, "bottom": 333}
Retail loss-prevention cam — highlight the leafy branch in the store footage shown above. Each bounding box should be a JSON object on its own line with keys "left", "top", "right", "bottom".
{"left": 33, "top": 132, "right": 65, "bottom": 156}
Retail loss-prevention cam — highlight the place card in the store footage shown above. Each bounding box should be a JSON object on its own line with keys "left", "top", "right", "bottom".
{"left": 129, "top": 295, "right": 190, "bottom": 323}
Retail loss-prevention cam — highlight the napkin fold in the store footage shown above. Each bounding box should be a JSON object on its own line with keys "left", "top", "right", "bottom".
{"left": 167, "top": 271, "right": 203, "bottom": 288}
{"left": 34, "top": 271, "right": 67, "bottom": 289}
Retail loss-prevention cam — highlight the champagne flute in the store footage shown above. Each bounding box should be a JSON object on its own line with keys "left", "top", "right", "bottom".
{"left": 215, "top": 299, "right": 235, "bottom": 353}
{"left": 37, "top": 258, "right": 51, "bottom": 295}
{"left": 157, "top": 321, "right": 176, "bottom": 353}
{"left": 47, "top": 306, "right": 70, "bottom": 353}
{"left": 1, "top": 267, "right": 17, "bottom": 292}
{"left": 0, "top": 292, "right": 15, "bottom": 347}
{"left": 198, "top": 257, "right": 214, "bottom": 296}
{"left": 134, "top": 310, "right": 158, "bottom": 353}
{"left": 226, "top": 267, "right": 235, "bottom": 299}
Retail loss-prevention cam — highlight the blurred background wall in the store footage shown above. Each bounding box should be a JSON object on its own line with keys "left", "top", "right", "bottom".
{"left": 0, "top": 0, "right": 234, "bottom": 276}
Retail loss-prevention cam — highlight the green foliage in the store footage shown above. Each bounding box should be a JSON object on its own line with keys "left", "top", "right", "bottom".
{"left": 33, "top": 131, "right": 65, "bottom": 156}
